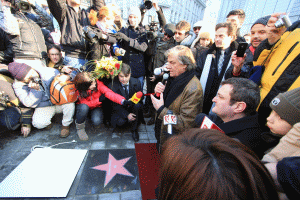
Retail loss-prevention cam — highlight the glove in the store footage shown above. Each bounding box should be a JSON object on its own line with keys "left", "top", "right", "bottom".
{"left": 122, "top": 100, "right": 134, "bottom": 107}
{"left": 116, "top": 32, "right": 130, "bottom": 42}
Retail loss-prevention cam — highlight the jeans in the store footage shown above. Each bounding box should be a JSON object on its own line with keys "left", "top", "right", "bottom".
{"left": 136, "top": 76, "right": 145, "bottom": 91}
{"left": 76, "top": 104, "right": 103, "bottom": 126}
{"left": 0, "top": 107, "right": 21, "bottom": 131}
{"left": 64, "top": 56, "right": 87, "bottom": 71}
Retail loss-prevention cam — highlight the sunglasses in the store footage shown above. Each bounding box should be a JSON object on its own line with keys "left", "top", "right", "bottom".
{"left": 193, "top": 27, "right": 201, "bottom": 31}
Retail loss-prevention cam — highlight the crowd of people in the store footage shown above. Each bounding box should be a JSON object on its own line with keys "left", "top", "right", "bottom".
{"left": 0, "top": 0, "right": 300, "bottom": 199}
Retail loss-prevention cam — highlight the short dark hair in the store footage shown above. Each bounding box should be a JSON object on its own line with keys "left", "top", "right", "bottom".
{"left": 120, "top": 63, "right": 131, "bottom": 75}
{"left": 221, "top": 78, "right": 260, "bottom": 116}
{"left": 47, "top": 44, "right": 61, "bottom": 53}
{"left": 226, "top": 9, "right": 246, "bottom": 23}
{"left": 159, "top": 128, "right": 279, "bottom": 200}
{"left": 215, "top": 22, "right": 234, "bottom": 37}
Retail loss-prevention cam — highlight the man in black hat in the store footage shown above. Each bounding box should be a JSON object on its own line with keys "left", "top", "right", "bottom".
{"left": 225, "top": 15, "right": 271, "bottom": 79}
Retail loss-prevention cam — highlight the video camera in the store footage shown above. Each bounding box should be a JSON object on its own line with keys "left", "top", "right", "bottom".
{"left": 146, "top": 16, "right": 163, "bottom": 41}
{"left": 139, "top": 0, "right": 153, "bottom": 13}
{"left": 82, "top": 26, "right": 104, "bottom": 43}
{"left": 5, "top": 0, "right": 31, "bottom": 12}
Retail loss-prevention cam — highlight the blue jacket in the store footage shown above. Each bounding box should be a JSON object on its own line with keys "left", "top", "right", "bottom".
{"left": 13, "top": 66, "right": 59, "bottom": 108}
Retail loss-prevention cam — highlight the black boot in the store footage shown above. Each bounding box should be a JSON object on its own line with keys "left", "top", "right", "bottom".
{"left": 131, "top": 129, "right": 139, "bottom": 142}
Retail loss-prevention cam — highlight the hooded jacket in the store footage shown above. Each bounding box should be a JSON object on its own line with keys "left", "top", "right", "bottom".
{"left": 12, "top": 67, "right": 59, "bottom": 108}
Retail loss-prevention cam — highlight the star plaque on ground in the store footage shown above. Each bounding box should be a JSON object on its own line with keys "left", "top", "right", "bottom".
{"left": 76, "top": 149, "right": 140, "bottom": 195}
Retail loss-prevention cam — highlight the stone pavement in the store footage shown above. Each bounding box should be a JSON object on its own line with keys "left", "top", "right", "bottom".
{"left": 0, "top": 115, "right": 156, "bottom": 200}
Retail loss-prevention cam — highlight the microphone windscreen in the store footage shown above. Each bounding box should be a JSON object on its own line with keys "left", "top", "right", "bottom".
{"left": 163, "top": 73, "right": 169, "bottom": 80}
{"left": 195, "top": 113, "right": 207, "bottom": 127}
{"left": 136, "top": 91, "right": 143, "bottom": 98}
{"left": 154, "top": 68, "right": 162, "bottom": 75}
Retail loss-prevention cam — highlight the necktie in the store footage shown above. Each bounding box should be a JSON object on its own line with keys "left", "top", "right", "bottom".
{"left": 218, "top": 50, "right": 225, "bottom": 75}
{"left": 123, "top": 85, "right": 129, "bottom": 99}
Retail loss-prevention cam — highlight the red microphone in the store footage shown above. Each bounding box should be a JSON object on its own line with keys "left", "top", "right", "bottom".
{"left": 195, "top": 113, "right": 224, "bottom": 133}
{"left": 130, "top": 91, "right": 143, "bottom": 104}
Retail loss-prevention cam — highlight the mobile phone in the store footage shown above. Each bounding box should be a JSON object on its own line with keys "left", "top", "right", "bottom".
{"left": 236, "top": 42, "right": 248, "bottom": 57}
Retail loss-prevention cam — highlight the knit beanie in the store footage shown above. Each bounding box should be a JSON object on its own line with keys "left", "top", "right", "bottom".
{"left": 269, "top": 87, "right": 300, "bottom": 126}
{"left": 128, "top": 6, "right": 141, "bottom": 24}
{"left": 164, "top": 23, "right": 175, "bottom": 37}
{"left": 251, "top": 15, "right": 271, "bottom": 29}
{"left": 8, "top": 62, "right": 32, "bottom": 81}
{"left": 193, "top": 21, "right": 203, "bottom": 28}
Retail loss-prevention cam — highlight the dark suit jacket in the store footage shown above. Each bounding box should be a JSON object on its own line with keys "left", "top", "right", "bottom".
{"left": 108, "top": 77, "right": 143, "bottom": 120}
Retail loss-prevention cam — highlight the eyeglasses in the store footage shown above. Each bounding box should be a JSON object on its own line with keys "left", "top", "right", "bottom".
{"left": 193, "top": 27, "right": 201, "bottom": 31}
{"left": 49, "top": 53, "right": 60, "bottom": 57}
{"left": 164, "top": 32, "right": 171, "bottom": 37}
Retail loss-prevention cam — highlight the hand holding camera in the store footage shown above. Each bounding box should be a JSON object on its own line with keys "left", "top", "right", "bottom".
{"left": 266, "top": 13, "right": 289, "bottom": 45}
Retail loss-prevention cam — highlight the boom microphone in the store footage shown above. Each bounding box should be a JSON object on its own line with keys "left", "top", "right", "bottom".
{"left": 195, "top": 113, "right": 224, "bottom": 133}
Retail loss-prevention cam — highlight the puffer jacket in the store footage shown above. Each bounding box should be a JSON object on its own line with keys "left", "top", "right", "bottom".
{"left": 9, "top": 10, "right": 47, "bottom": 59}
{"left": 76, "top": 79, "right": 125, "bottom": 110}
{"left": 47, "top": 0, "right": 105, "bottom": 59}
{"left": 153, "top": 37, "right": 176, "bottom": 70}
{"left": 12, "top": 66, "right": 59, "bottom": 108}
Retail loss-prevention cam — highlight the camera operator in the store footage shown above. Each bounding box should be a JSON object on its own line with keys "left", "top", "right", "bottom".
{"left": 249, "top": 13, "right": 300, "bottom": 130}
{"left": 0, "top": 0, "right": 48, "bottom": 68}
{"left": 145, "top": 23, "right": 176, "bottom": 125}
{"left": 47, "top": 0, "right": 105, "bottom": 70}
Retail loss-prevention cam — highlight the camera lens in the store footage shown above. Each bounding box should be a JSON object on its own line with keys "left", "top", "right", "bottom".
{"left": 144, "top": 0, "right": 152, "bottom": 9}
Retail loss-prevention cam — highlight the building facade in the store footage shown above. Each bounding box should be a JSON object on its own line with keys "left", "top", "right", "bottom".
{"left": 216, "top": 0, "right": 300, "bottom": 36}
{"left": 97, "top": 0, "right": 207, "bottom": 28}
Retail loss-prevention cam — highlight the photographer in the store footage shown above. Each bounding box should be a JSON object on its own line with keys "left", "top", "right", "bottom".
{"left": 47, "top": 0, "right": 105, "bottom": 70}
{"left": 0, "top": 0, "right": 48, "bottom": 68}
{"left": 249, "top": 13, "right": 300, "bottom": 130}
{"left": 0, "top": 65, "right": 32, "bottom": 137}
{"left": 8, "top": 62, "right": 75, "bottom": 138}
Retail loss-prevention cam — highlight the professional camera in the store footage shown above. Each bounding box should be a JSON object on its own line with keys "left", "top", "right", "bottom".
{"left": 82, "top": 26, "right": 104, "bottom": 43}
{"left": 139, "top": 0, "right": 152, "bottom": 13}
{"left": 5, "top": 0, "right": 31, "bottom": 12}
{"left": 275, "top": 15, "right": 292, "bottom": 28}
{"left": 146, "top": 16, "right": 163, "bottom": 41}
{"left": 0, "top": 91, "right": 9, "bottom": 110}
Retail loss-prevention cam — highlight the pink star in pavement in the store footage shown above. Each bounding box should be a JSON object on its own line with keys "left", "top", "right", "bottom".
{"left": 92, "top": 153, "right": 134, "bottom": 187}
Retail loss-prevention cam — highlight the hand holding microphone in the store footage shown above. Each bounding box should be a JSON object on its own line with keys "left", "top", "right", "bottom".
{"left": 155, "top": 73, "right": 169, "bottom": 98}
{"left": 123, "top": 91, "right": 144, "bottom": 107}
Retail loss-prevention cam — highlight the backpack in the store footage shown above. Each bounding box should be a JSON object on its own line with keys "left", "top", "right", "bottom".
{"left": 50, "top": 74, "right": 77, "bottom": 105}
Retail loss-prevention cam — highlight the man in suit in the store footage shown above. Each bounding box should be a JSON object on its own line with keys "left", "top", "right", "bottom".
{"left": 109, "top": 63, "right": 143, "bottom": 142}
{"left": 196, "top": 22, "right": 238, "bottom": 117}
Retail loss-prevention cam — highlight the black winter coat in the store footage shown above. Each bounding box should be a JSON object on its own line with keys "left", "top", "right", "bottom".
{"left": 0, "top": 28, "right": 13, "bottom": 64}
{"left": 218, "top": 113, "right": 264, "bottom": 159}
{"left": 119, "top": 26, "right": 148, "bottom": 78}
{"left": 47, "top": 0, "right": 105, "bottom": 59}
{"left": 9, "top": 11, "right": 47, "bottom": 59}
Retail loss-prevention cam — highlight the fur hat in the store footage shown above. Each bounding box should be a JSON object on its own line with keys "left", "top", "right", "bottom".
{"left": 251, "top": 15, "right": 271, "bottom": 29}
{"left": 269, "top": 87, "right": 300, "bottom": 126}
{"left": 8, "top": 62, "right": 32, "bottom": 81}
{"left": 128, "top": 6, "right": 141, "bottom": 24}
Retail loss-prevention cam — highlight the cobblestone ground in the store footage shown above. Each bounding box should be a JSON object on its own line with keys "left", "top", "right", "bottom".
{"left": 0, "top": 114, "right": 156, "bottom": 200}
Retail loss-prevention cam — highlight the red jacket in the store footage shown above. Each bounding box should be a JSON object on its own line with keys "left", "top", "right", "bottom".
{"left": 76, "top": 80, "right": 125, "bottom": 109}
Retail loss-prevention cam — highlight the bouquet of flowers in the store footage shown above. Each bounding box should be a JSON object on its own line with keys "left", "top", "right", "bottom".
{"left": 86, "top": 57, "right": 122, "bottom": 80}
